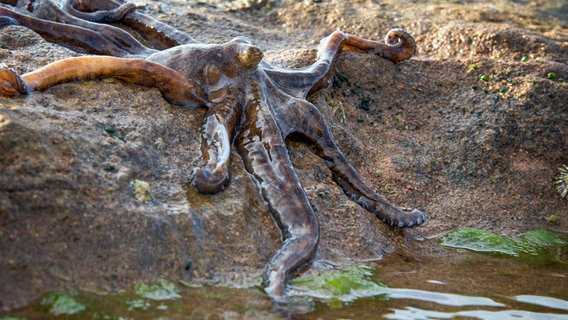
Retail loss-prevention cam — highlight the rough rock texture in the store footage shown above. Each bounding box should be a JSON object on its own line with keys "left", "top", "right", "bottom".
{"left": 0, "top": 0, "right": 566, "bottom": 312}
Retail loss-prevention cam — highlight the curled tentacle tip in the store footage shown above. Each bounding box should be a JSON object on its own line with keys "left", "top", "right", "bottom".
{"left": 409, "top": 209, "right": 427, "bottom": 228}
{"left": 191, "top": 166, "right": 229, "bottom": 194}
{"left": 385, "top": 29, "right": 410, "bottom": 43}
{"left": 417, "top": 210, "right": 428, "bottom": 223}
{"left": 380, "top": 207, "right": 427, "bottom": 228}
{"left": 382, "top": 28, "right": 417, "bottom": 63}
{"left": 0, "top": 67, "right": 27, "bottom": 97}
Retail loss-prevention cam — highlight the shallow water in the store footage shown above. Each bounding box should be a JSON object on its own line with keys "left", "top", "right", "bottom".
{"left": 320, "top": 247, "right": 568, "bottom": 320}
{"left": 3, "top": 242, "right": 567, "bottom": 319}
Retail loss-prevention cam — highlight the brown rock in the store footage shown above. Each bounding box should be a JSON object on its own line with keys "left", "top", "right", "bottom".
{"left": 0, "top": 0, "right": 566, "bottom": 311}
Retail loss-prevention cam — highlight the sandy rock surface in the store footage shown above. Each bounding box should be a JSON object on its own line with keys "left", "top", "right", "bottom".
{"left": 0, "top": 0, "right": 566, "bottom": 311}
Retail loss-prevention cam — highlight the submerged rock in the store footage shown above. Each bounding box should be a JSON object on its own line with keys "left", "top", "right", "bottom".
{"left": 0, "top": 0, "right": 566, "bottom": 312}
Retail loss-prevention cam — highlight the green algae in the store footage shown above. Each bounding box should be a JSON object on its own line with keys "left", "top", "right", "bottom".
{"left": 134, "top": 278, "right": 181, "bottom": 301}
{"left": 289, "top": 266, "right": 389, "bottom": 306}
{"left": 40, "top": 292, "right": 86, "bottom": 316}
{"left": 442, "top": 228, "right": 568, "bottom": 257}
{"left": 125, "top": 298, "right": 152, "bottom": 311}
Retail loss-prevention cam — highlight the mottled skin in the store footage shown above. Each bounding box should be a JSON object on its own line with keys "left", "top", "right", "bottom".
{"left": 0, "top": 0, "right": 426, "bottom": 308}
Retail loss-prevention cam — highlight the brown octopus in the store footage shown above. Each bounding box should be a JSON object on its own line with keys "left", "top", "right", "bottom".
{"left": 0, "top": 0, "right": 426, "bottom": 308}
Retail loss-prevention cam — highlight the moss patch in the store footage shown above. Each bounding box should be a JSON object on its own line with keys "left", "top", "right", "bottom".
{"left": 134, "top": 278, "right": 181, "bottom": 301}
{"left": 289, "top": 266, "right": 388, "bottom": 306}
{"left": 40, "top": 292, "right": 86, "bottom": 316}
{"left": 442, "top": 228, "right": 568, "bottom": 257}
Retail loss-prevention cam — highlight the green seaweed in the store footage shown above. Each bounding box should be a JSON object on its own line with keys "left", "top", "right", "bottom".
{"left": 104, "top": 124, "right": 116, "bottom": 134}
{"left": 126, "top": 298, "right": 151, "bottom": 311}
{"left": 442, "top": 228, "right": 568, "bottom": 258}
{"left": 40, "top": 292, "right": 86, "bottom": 316}
{"left": 289, "top": 266, "right": 389, "bottom": 306}
{"left": 134, "top": 278, "right": 181, "bottom": 301}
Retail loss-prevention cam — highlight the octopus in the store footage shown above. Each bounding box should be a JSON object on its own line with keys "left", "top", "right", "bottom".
{"left": 0, "top": 0, "right": 426, "bottom": 308}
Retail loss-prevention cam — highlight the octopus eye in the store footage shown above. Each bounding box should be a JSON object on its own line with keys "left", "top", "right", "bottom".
{"left": 203, "top": 63, "right": 221, "bottom": 86}
{"left": 236, "top": 45, "right": 263, "bottom": 70}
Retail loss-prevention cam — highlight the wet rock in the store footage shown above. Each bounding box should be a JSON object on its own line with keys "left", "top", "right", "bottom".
{"left": 1, "top": 0, "right": 567, "bottom": 312}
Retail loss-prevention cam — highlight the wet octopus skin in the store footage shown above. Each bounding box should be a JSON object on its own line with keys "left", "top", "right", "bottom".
{"left": 0, "top": 0, "right": 426, "bottom": 308}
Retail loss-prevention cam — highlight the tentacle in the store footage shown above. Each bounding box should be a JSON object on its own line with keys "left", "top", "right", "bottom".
{"left": 264, "top": 29, "right": 416, "bottom": 99}
{"left": 0, "top": 6, "right": 131, "bottom": 56}
{"left": 63, "top": 0, "right": 199, "bottom": 48}
{"left": 0, "top": 68, "right": 26, "bottom": 97}
{"left": 268, "top": 83, "right": 426, "bottom": 228}
{"left": 30, "top": 0, "right": 154, "bottom": 56}
{"left": 0, "top": 56, "right": 207, "bottom": 107}
{"left": 0, "top": 15, "right": 17, "bottom": 26}
{"left": 191, "top": 88, "right": 242, "bottom": 194}
{"left": 0, "top": 0, "right": 17, "bottom": 5}
{"left": 236, "top": 83, "right": 319, "bottom": 306}
{"left": 342, "top": 29, "right": 416, "bottom": 62}
{"left": 61, "top": 0, "right": 135, "bottom": 22}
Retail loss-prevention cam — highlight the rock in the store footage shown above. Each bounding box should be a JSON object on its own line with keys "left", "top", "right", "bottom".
{"left": 0, "top": 0, "right": 567, "bottom": 312}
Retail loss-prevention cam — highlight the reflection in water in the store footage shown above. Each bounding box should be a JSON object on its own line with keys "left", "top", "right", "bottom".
{"left": 287, "top": 262, "right": 568, "bottom": 319}
{"left": 388, "top": 288, "right": 504, "bottom": 307}
{"left": 3, "top": 265, "right": 568, "bottom": 319}
{"left": 385, "top": 307, "right": 568, "bottom": 320}
{"left": 383, "top": 291, "right": 568, "bottom": 320}
{"left": 515, "top": 295, "right": 568, "bottom": 312}
{"left": 287, "top": 240, "right": 568, "bottom": 320}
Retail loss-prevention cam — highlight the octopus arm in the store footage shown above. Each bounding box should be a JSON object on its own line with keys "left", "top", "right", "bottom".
{"left": 270, "top": 88, "right": 426, "bottom": 228}
{"left": 0, "top": 15, "right": 16, "bottom": 26}
{"left": 192, "top": 90, "right": 243, "bottom": 194}
{"left": 61, "top": 0, "right": 136, "bottom": 22}
{"left": 340, "top": 29, "right": 417, "bottom": 63}
{"left": 29, "top": 0, "right": 154, "bottom": 56}
{"left": 263, "top": 29, "right": 416, "bottom": 99}
{"left": 0, "top": 6, "right": 131, "bottom": 56}
{"left": 63, "top": 0, "right": 199, "bottom": 49}
{"left": 261, "top": 62, "right": 333, "bottom": 99}
{"left": 236, "top": 86, "right": 319, "bottom": 306}
{"left": 0, "top": 56, "right": 207, "bottom": 108}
